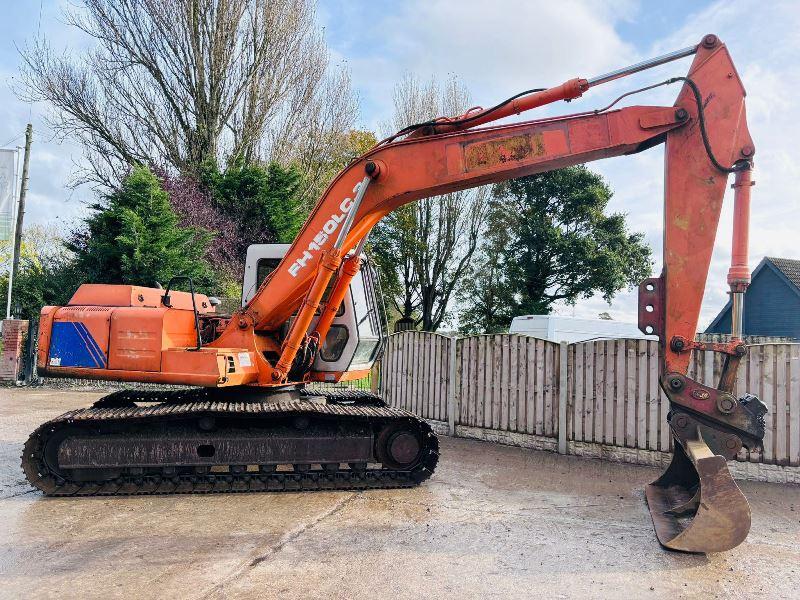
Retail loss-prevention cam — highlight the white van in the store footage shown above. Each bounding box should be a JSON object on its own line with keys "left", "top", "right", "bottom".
{"left": 508, "top": 314, "right": 657, "bottom": 343}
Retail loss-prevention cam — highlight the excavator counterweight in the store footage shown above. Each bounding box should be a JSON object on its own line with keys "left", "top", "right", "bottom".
{"left": 22, "top": 34, "right": 763, "bottom": 553}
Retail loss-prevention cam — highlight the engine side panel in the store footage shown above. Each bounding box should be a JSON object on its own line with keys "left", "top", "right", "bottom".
{"left": 107, "top": 307, "right": 198, "bottom": 372}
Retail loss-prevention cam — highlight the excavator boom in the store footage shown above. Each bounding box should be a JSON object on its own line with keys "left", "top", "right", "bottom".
{"left": 24, "top": 34, "right": 765, "bottom": 553}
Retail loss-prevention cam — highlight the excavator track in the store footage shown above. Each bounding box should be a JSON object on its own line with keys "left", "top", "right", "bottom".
{"left": 21, "top": 388, "right": 439, "bottom": 497}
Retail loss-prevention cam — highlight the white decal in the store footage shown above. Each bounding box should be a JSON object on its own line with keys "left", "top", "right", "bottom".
{"left": 238, "top": 352, "right": 252, "bottom": 367}
{"left": 49, "top": 357, "right": 61, "bottom": 366}
{"left": 287, "top": 183, "right": 360, "bottom": 277}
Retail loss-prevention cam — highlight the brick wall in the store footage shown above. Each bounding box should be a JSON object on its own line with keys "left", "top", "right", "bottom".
{"left": 1, "top": 319, "right": 29, "bottom": 382}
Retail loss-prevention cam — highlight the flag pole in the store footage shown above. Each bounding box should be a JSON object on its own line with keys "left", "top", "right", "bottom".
{"left": 5, "top": 147, "right": 19, "bottom": 320}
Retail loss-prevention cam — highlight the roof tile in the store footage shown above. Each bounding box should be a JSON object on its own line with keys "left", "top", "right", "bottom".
{"left": 767, "top": 257, "right": 800, "bottom": 290}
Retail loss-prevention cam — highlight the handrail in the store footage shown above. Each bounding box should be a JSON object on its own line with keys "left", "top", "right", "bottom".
{"left": 162, "top": 276, "right": 202, "bottom": 351}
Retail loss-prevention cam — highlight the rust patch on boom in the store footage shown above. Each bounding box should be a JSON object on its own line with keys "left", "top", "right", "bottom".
{"left": 463, "top": 133, "right": 545, "bottom": 172}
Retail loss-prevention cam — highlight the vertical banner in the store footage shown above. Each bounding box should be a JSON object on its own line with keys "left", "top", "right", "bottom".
{"left": 0, "top": 149, "right": 16, "bottom": 241}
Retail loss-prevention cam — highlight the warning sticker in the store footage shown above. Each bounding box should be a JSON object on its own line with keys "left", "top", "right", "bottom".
{"left": 238, "top": 352, "right": 252, "bottom": 367}
{"left": 49, "top": 357, "right": 61, "bottom": 367}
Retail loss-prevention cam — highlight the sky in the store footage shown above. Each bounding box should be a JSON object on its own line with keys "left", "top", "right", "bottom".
{"left": 1, "top": 0, "right": 799, "bottom": 328}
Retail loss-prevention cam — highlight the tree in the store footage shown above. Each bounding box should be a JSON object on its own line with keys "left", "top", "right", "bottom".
{"left": 371, "top": 74, "right": 489, "bottom": 331}
{"left": 455, "top": 221, "right": 517, "bottom": 334}
{"left": 69, "top": 166, "right": 216, "bottom": 291}
{"left": 458, "top": 166, "right": 652, "bottom": 333}
{"left": 0, "top": 225, "right": 80, "bottom": 320}
{"left": 206, "top": 160, "right": 305, "bottom": 253}
{"left": 369, "top": 206, "right": 419, "bottom": 325}
{"left": 20, "top": 0, "right": 356, "bottom": 192}
{"left": 163, "top": 160, "right": 306, "bottom": 285}
{"left": 310, "top": 129, "right": 378, "bottom": 201}
{"left": 159, "top": 169, "right": 240, "bottom": 286}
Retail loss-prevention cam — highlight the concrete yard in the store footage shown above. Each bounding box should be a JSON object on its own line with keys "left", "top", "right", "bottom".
{"left": 1, "top": 387, "right": 798, "bottom": 599}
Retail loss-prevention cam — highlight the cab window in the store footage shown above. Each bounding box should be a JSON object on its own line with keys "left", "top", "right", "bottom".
{"left": 256, "top": 258, "right": 281, "bottom": 287}
{"left": 349, "top": 272, "right": 380, "bottom": 364}
{"left": 320, "top": 325, "right": 349, "bottom": 362}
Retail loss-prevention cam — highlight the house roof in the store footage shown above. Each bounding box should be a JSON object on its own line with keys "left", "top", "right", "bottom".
{"left": 705, "top": 256, "right": 800, "bottom": 332}
{"left": 767, "top": 257, "right": 800, "bottom": 290}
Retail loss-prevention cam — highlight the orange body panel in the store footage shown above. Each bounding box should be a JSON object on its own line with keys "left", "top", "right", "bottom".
{"left": 39, "top": 284, "right": 260, "bottom": 386}
{"left": 69, "top": 284, "right": 214, "bottom": 312}
{"left": 160, "top": 348, "right": 258, "bottom": 386}
{"left": 107, "top": 307, "right": 197, "bottom": 371}
{"left": 36, "top": 306, "right": 57, "bottom": 370}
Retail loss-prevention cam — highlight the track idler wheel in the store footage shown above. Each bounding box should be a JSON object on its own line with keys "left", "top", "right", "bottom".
{"left": 645, "top": 428, "right": 751, "bottom": 553}
{"left": 375, "top": 423, "right": 422, "bottom": 470}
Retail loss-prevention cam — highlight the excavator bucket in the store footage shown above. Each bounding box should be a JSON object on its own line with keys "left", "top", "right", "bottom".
{"left": 645, "top": 435, "right": 751, "bottom": 553}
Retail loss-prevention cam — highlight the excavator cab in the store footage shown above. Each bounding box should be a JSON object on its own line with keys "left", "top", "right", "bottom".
{"left": 242, "top": 244, "right": 386, "bottom": 381}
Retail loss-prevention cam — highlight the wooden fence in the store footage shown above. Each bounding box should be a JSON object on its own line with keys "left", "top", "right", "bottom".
{"left": 380, "top": 331, "right": 800, "bottom": 468}
{"left": 381, "top": 331, "right": 454, "bottom": 423}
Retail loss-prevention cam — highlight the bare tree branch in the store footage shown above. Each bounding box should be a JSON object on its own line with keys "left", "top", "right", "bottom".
{"left": 19, "top": 0, "right": 357, "bottom": 190}
{"left": 375, "top": 73, "right": 489, "bottom": 331}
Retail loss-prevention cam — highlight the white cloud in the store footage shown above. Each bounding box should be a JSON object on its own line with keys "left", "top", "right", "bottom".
{"left": 380, "top": 0, "right": 636, "bottom": 87}
{"left": 1, "top": 0, "right": 94, "bottom": 232}
{"left": 329, "top": 0, "right": 639, "bottom": 130}
{"left": 324, "top": 0, "right": 800, "bottom": 331}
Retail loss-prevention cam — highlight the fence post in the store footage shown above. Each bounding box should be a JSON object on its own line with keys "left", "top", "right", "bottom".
{"left": 558, "top": 341, "right": 568, "bottom": 454}
{"left": 370, "top": 360, "right": 380, "bottom": 394}
{"left": 447, "top": 336, "right": 457, "bottom": 436}
{"left": 23, "top": 318, "right": 38, "bottom": 384}
{"left": 703, "top": 350, "right": 714, "bottom": 387}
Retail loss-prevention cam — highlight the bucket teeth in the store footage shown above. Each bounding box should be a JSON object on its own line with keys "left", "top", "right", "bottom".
{"left": 646, "top": 435, "right": 751, "bottom": 553}
{"left": 740, "top": 393, "right": 768, "bottom": 439}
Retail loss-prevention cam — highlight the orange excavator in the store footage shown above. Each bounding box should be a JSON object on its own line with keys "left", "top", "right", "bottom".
{"left": 23, "top": 34, "right": 766, "bottom": 553}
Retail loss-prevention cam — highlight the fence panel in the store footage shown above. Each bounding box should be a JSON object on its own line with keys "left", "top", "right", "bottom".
{"left": 452, "top": 334, "right": 560, "bottom": 436}
{"left": 565, "top": 339, "right": 663, "bottom": 450}
{"left": 381, "top": 331, "right": 452, "bottom": 422}
{"left": 380, "top": 332, "right": 800, "bottom": 466}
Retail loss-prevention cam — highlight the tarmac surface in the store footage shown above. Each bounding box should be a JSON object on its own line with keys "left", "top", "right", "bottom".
{"left": 1, "top": 387, "right": 799, "bottom": 599}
